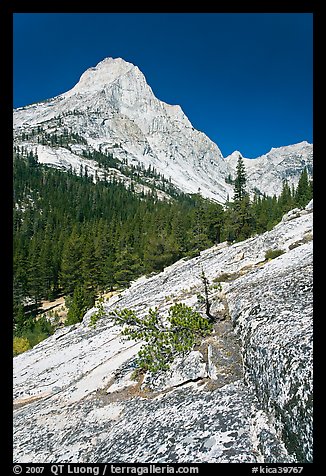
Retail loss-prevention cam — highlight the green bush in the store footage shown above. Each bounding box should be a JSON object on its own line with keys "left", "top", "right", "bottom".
{"left": 110, "top": 303, "right": 213, "bottom": 373}
{"left": 265, "top": 249, "right": 285, "bottom": 261}
{"left": 213, "top": 272, "right": 238, "bottom": 283}
{"left": 14, "top": 315, "right": 55, "bottom": 351}
{"left": 13, "top": 336, "right": 31, "bottom": 356}
{"left": 23, "top": 330, "right": 49, "bottom": 348}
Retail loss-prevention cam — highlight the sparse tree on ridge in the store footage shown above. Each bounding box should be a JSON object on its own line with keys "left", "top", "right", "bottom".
{"left": 232, "top": 155, "right": 253, "bottom": 240}
{"left": 233, "top": 155, "right": 247, "bottom": 202}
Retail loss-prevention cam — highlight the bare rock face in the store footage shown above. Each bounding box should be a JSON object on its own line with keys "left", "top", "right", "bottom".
{"left": 87, "top": 381, "right": 272, "bottom": 463}
{"left": 141, "top": 351, "right": 208, "bottom": 392}
{"left": 226, "top": 242, "right": 313, "bottom": 462}
{"left": 13, "top": 203, "right": 313, "bottom": 463}
{"left": 13, "top": 57, "right": 312, "bottom": 202}
{"left": 13, "top": 57, "right": 231, "bottom": 203}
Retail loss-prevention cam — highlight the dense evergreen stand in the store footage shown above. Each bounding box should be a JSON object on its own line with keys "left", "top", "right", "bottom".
{"left": 13, "top": 150, "right": 312, "bottom": 352}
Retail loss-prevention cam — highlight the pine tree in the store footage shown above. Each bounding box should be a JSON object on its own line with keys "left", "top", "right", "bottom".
{"left": 231, "top": 156, "right": 253, "bottom": 240}
{"left": 60, "top": 229, "right": 83, "bottom": 295}
{"left": 220, "top": 203, "right": 237, "bottom": 243}
{"left": 233, "top": 156, "right": 247, "bottom": 202}
{"left": 81, "top": 231, "right": 99, "bottom": 293}
{"left": 143, "top": 232, "right": 179, "bottom": 273}
{"left": 279, "top": 179, "right": 294, "bottom": 214}
{"left": 114, "top": 248, "right": 143, "bottom": 288}
{"left": 109, "top": 303, "right": 213, "bottom": 373}
{"left": 236, "top": 194, "right": 253, "bottom": 240}
{"left": 295, "top": 167, "right": 312, "bottom": 208}
{"left": 39, "top": 224, "right": 55, "bottom": 299}
{"left": 13, "top": 304, "right": 26, "bottom": 336}
{"left": 66, "top": 285, "right": 95, "bottom": 325}
{"left": 27, "top": 237, "right": 44, "bottom": 307}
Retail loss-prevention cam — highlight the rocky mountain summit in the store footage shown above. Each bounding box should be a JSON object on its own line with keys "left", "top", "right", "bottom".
{"left": 225, "top": 141, "right": 313, "bottom": 198}
{"left": 13, "top": 57, "right": 313, "bottom": 202}
{"left": 13, "top": 200, "right": 313, "bottom": 463}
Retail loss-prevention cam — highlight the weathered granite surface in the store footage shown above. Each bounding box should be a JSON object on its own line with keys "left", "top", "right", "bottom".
{"left": 226, "top": 242, "right": 313, "bottom": 462}
{"left": 13, "top": 202, "right": 313, "bottom": 463}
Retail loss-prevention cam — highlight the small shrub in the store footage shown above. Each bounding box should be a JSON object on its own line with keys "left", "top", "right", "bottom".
{"left": 20, "top": 316, "right": 55, "bottom": 348}
{"left": 196, "top": 293, "right": 205, "bottom": 304}
{"left": 130, "top": 369, "right": 142, "bottom": 381}
{"left": 210, "top": 283, "right": 222, "bottom": 291}
{"left": 265, "top": 249, "right": 285, "bottom": 261}
{"left": 89, "top": 314, "right": 99, "bottom": 328}
{"left": 185, "top": 250, "right": 201, "bottom": 259}
{"left": 13, "top": 336, "right": 31, "bottom": 356}
{"left": 213, "top": 272, "right": 238, "bottom": 283}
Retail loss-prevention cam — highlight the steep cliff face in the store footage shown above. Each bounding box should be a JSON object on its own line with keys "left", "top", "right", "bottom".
{"left": 13, "top": 202, "right": 313, "bottom": 463}
{"left": 13, "top": 58, "right": 312, "bottom": 202}
{"left": 13, "top": 57, "right": 231, "bottom": 202}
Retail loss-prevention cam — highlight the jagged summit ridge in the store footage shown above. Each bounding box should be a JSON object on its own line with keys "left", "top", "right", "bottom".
{"left": 65, "top": 57, "right": 137, "bottom": 96}
{"left": 69, "top": 57, "right": 190, "bottom": 123}
{"left": 14, "top": 57, "right": 230, "bottom": 201}
{"left": 225, "top": 141, "right": 313, "bottom": 197}
{"left": 13, "top": 57, "right": 313, "bottom": 202}
{"left": 64, "top": 57, "right": 193, "bottom": 131}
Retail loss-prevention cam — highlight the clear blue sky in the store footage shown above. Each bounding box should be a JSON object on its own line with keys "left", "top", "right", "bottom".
{"left": 13, "top": 13, "right": 313, "bottom": 158}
